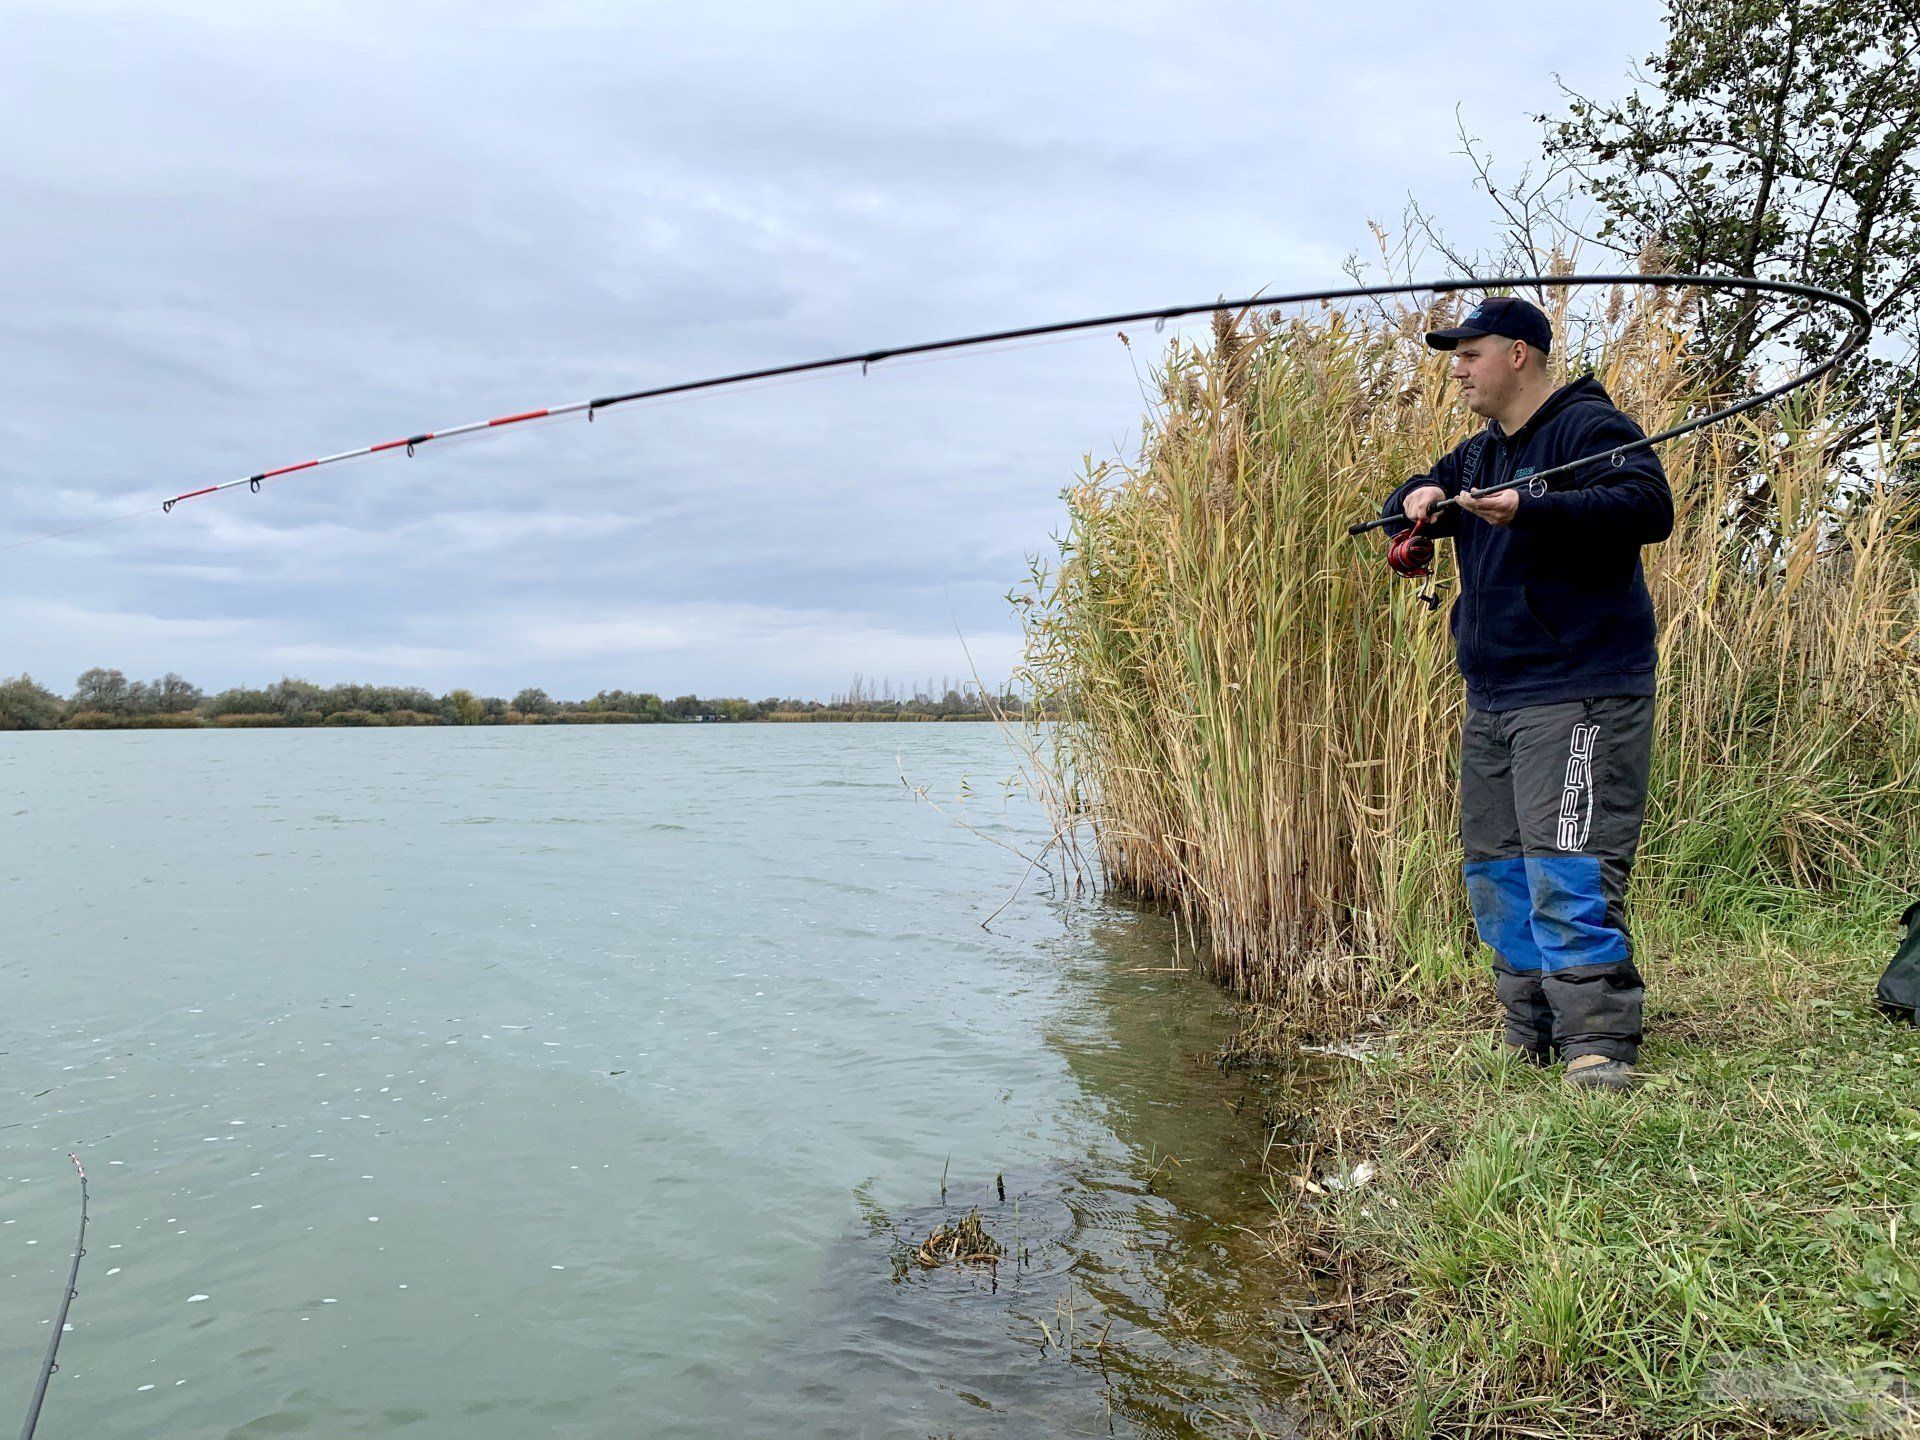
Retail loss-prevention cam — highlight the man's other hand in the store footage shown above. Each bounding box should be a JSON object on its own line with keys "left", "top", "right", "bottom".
{"left": 1457, "top": 488, "right": 1520, "bottom": 526}
{"left": 1403, "top": 485, "right": 1447, "bottom": 524}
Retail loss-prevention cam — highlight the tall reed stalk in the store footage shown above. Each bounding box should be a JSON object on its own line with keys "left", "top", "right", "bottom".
{"left": 1019, "top": 285, "right": 1920, "bottom": 1022}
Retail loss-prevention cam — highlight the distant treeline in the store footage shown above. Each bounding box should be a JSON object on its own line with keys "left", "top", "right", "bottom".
{"left": 0, "top": 669, "right": 1036, "bottom": 731}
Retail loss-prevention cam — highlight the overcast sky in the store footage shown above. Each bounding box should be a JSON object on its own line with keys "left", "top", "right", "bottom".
{"left": 0, "top": 0, "right": 1664, "bottom": 701}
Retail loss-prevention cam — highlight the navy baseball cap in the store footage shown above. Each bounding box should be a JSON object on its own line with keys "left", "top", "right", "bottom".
{"left": 1425, "top": 295, "right": 1552, "bottom": 355}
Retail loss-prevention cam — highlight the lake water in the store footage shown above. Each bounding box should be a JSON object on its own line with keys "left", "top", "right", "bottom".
{"left": 1, "top": 725, "right": 1307, "bottom": 1438}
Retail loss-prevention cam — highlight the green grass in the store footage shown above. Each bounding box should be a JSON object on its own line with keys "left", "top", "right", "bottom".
{"left": 1277, "top": 894, "right": 1920, "bottom": 1438}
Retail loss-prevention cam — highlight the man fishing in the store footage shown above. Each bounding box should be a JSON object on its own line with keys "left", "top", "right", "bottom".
{"left": 1382, "top": 295, "right": 1674, "bottom": 1091}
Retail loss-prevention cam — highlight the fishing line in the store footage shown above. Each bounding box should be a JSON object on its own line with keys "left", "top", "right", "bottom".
{"left": 0, "top": 272, "right": 1871, "bottom": 556}
{"left": 17, "top": 1154, "right": 88, "bottom": 1440}
{"left": 0, "top": 507, "right": 161, "bottom": 557}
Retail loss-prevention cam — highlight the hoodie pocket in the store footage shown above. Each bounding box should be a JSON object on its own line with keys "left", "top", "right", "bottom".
{"left": 1521, "top": 586, "right": 1570, "bottom": 649}
{"left": 1528, "top": 575, "right": 1659, "bottom": 673}
{"left": 1466, "top": 586, "right": 1567, "bottom": 685}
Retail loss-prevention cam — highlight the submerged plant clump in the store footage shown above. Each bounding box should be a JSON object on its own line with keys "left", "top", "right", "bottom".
{"left": 906, "top": 1208, "right": 1003, "bottom": 1271}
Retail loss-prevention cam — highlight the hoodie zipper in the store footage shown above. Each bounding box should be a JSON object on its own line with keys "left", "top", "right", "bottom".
{"left": 1465, "top": 433, "right": 1499, "bottom": 682}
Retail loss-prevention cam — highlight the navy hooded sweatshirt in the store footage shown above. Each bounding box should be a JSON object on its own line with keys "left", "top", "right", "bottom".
{"left": 1383, "top": 374, "right": 1674, "bottom": 712}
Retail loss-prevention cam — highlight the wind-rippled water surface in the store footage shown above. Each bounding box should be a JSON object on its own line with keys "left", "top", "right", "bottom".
{"left": 1, "top": 725, "right": 1308, "bottom": 1438}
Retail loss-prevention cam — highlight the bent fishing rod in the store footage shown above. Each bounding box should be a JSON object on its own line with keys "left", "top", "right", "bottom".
{"left": 148, "top": 272, "right": 1868, "bottom": 523}
{"left": 17, "top": 1154, "right": 88, "bottom": 1440}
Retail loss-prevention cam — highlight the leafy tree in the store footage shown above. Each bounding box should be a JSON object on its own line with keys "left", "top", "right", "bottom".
{"left": 317, "top": 682, "right": 435, "bottom": 716}
{"left": 443, "top": 689, "right": 485, "bottom": 725}
{"left": 375, "top": 686, "right": 438, "bottom": 715}
{"left": 512, "top": 687, "right": 555, "bottom": 715}
{"left": 130, "top": 672, "right": 203, "bottom": 713}
{"left": 204, "top": 685, "right": 275, "bottom": 718}
{"left": 264, "top": 677, "right": 325, "bottom": 721}
{"left": 70, "top": 667, "right": 130, "bottom": 714}
{"left": 1543, "top": 0, "right": 1920, "bottom": 455}
{"left": 587, "top": 689, "right": 662, "bottom": 717}
{"left": 0, "top": 674, "right": 63, "bottom": 730}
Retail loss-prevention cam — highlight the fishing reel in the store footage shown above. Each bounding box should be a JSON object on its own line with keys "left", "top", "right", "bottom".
{"left": 1387, "top": 520, "right": 1433, "bottom": 579}
{"left": 1385, "top": 518, "right": 1444, "bottom": 613}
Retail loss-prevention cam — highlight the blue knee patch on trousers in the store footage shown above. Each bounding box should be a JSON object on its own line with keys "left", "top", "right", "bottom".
{"left": 1524, "top": 854, "right": 1629, "bottom": 972}
{"left": 1466, "top": 855, "right": 1629, "bottom": 973}
{"left": 1464, "top": 858, "right": 1541, "bottom": 971}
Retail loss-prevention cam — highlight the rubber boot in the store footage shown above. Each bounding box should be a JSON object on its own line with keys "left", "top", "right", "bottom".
{"left": 1565, "top": 1053, "right": 1637, "bottom": 1091}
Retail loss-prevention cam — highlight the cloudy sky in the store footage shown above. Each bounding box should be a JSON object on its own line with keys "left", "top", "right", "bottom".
{"left": 0, "top": 0, "right": 1662, "bottom": 701}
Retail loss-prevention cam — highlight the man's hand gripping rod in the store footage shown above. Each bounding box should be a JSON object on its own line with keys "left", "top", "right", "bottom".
{"left": 1351, "top": 438, "right": 1639, "bottom": 538}
{"left": 1349, "top": 472, "right": 1529, "bottom": 536}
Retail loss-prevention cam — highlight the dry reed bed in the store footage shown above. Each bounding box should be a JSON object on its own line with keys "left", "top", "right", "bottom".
{"left": 1021, "top": 285, "right": 1920, "bottom": 1020}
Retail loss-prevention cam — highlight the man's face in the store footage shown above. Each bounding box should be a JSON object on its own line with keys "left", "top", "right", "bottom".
{"left": 1448, "top": 334, "right": 1526, "bottom": 418}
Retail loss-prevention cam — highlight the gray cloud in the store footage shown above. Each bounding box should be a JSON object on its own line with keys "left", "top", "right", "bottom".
{"left": 0, "top": 0, "right": 1662, "bottom": 698}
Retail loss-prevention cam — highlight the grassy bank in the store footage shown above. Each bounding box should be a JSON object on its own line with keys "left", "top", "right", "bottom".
{"left": 1264, "top": 893, "right": 1920, "bottom": 1437}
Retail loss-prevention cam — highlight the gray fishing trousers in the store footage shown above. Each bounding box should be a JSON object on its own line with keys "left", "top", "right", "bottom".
{"left": 1459, "top": 695, "right": 1654, "bottom": 1064}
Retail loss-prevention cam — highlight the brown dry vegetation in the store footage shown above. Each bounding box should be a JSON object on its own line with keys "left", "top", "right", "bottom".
{"left": 1020, "top": 280, "right": 1920, "bottom": 1022}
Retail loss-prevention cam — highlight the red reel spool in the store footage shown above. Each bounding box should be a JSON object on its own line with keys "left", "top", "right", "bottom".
{"left": 1387, "top": 519, "right": 1434, "bottom": 579}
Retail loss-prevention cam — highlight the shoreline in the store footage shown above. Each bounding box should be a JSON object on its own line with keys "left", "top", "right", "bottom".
{"left": 3, "top": 710, "right": 1041, "bottom": 732}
